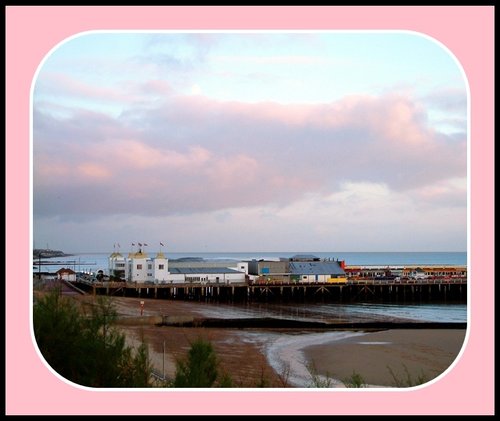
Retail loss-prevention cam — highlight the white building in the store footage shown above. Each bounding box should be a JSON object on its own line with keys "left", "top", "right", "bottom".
{"left": 109, "top": 252, "right": 126, "bottom": 279}
{"left": 56, "top": 268, "right": 77, "bottom": 282}
{"left": 235, "top": 261, "right": 249, "bottom": 274}
{"left": 108, "top": 249, "right": 169, "bottom": 283}
{"left": 168, "top": 267, "right": 246, "bottom": 284}
{"left": 108, "top": 248, "right": 245, "bottom": 284}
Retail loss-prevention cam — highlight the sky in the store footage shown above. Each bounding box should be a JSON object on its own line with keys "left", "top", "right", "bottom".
{"left": 32, "top": 31, "right": 468, "bottom": 253}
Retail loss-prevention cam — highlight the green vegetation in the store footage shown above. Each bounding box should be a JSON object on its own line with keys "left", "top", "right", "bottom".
{"left": 172, "top": 337, "right": 233, "bottom": 387}
{"left": 255, "top": 366, "right": 271, "bottom": 388}
{"left": 306, "top": 361, "right": 334, "bottom": 388}
{"left": 305, "top": 360, "right": 429, "bottom": 388}
{"left": 342, "top": 370, "right": 367, "bottom": 388}
{"left": 33, "top": 290, "right": 153, "bottom": 387}
{"left": 34, "top": 290, "right": 233, "bottom": 388}
{"left": 387, "top": 364, "right": 428, "bottom": 387}
{"left": 34, "top": 288, "right": 431, "bottom": 389}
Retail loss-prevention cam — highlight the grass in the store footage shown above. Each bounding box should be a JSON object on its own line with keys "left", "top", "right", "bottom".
{"left": 305, "top": 359, "right": 430, "bottom": 388}
{"left": 387, "top": 364, "right": 428, "bottom": 387}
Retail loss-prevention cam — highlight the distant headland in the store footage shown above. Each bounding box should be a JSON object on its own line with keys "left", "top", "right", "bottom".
{"left": 33, "top": 249, "right": 73, "bottom": 259}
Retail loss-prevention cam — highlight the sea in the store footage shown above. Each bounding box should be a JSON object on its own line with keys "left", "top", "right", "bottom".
{"left": 33, "top": 250, "right": 468, "bottom": 388}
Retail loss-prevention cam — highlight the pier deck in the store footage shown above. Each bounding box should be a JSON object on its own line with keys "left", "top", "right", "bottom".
{"left": 72, "top": 278, "right": 467, "bottom": 304}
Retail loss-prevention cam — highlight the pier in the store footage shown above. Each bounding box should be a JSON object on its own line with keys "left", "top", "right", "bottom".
{"left": 73, "top": 278, "right": 467, "bottom": 304}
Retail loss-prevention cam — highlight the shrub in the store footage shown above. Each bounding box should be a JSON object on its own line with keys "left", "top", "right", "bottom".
{"left": 33, "top": 290, "right": 153, "bottom": 388}
{"left": 173, "top": 337, "right": 219, "bottom": 387}
{"left": 172, "top": 337, "right": 234, "bottom": 388}
{"left": 306, "top": 361, "right": 334, "bottom": 388}
{"left": 342, "top": 370, "right": 367, "bottom": 388}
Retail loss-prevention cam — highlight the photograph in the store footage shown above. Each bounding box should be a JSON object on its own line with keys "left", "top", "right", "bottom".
{"left": 31, "top": 28, "right": 469, "bottom": 389}
{"left": 6, "top": 5, "right": 494, "bottom": 416}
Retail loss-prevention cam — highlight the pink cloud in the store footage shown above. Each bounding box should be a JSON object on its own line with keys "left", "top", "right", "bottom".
{"left": 136, "top": 79, "right": 171, "bottom": 96}
{"left": 33, "top": 92, "right": 466, "bottom": 220}
{"left": 36, "top": 72, "right": 173, "bottom": 106}
{"left": 76, "top": 163, "right": 111, "bottom": 179}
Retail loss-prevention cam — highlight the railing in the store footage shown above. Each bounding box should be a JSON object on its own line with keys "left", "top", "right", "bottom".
{"left": 346, "top": 277, "right": 467, "bottom": 285}
{"left": 77, "top": 277, "right": 467, "bottom": 289}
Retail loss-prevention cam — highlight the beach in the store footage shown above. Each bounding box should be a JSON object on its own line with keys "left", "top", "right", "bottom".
{"left": 72, "top": 295, "right": 467, "bottom": 388}
{"left": 302, "top": 328, "right": 466, "bottom": 387}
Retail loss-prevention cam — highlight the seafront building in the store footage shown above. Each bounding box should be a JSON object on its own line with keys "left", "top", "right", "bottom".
{"left": 33, "top": 245, "right": 467, "bottom": 285}
{"left": 56, "top": 267, "right": 77, "bottom": 282}
{"left": 36, "top": 248, "right": 467, "bottom": 304}
{"left": 107, "top": 248, "right": 347, "bottom": 285}
{"left": 108, "top": 248, "right": 246, "bottom": 284}
{"left": 246, "top": 255, "right": 347, "bottom": 283}
{"left": 109, "top": 249, "right": 169, "bottom": 283}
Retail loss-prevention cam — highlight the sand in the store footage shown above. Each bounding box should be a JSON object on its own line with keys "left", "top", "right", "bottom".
{"left": 302, "top": 328, "right": 467, "bottom": 387}
{"left": 69, "top": 294, "right": 467, "bottom": 388}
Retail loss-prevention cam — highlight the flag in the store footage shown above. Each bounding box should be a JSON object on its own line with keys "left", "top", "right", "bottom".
{"left": 138, "top": 242, "right": 142, "bottom": 246}
{"left": 132, "top": 243, "right": 135, "bottom": 246}
{"left": 160, "top": 242, "right": 164, "bottom": 246}
{"left": 117, "top": 243, "right": 120, "bottom": 248}
{"left": 144, "top": 243, "right": 148, "bottom": 246}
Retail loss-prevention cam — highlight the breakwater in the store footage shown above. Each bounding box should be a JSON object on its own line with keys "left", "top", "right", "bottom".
{"left": 156, "top": 316, "right": 467, "bottom": 330}
{"left": 112, "top": 313, "right": 466, "bottom": 330}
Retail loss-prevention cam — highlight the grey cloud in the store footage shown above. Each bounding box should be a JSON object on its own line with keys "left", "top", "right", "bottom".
{"left": 421, "top": 88, "right": 467, "bottom": 113}
{"left": 33, "top": 93, "right": 467, "bottom": 221}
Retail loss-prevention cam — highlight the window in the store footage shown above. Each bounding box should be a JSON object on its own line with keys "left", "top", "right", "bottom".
{"left": 137, "top": 264, "right": 142, "bottom": 270}
{"left": 159, "top": 264, "right": 164, "bottom": 270}
{"left": 148, "top": 264, "right": 152, "bottom": 270}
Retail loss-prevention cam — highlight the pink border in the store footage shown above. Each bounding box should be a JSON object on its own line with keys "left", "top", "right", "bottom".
{"left": 6, "top": 6, "right": 494, "bottom": 415}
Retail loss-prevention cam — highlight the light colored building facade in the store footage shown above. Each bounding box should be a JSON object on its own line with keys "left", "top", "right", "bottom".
{"left": 108, "top": 249, "right": 245, "bottom": 284}
{"left": 168, "top": 267, "right": 246, "bottom": 284}
{"left": 56, "top": 268, "right": 77, "bottom": 282}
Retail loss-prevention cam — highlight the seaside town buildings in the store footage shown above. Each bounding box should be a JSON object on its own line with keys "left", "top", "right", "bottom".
{"left": 107, "top": 248, "right": 347, "bottom": 285}
{"left": 36, "top": 247, "right": 466, "bottom": 286}
{"left": 108, "top": 248, "right": 247, "bottom": 284}
{"left": 33, "top": 247, "right": 466, "bottom": 305}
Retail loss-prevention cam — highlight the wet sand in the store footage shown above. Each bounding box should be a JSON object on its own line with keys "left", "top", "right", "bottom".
{"left": 70, "top": 295, "right": 466, "bottom": 388}
{"left": 302, "top": 328, "right": 467, "bottom": 387}
{"left": 75, "top": 295, "right": 286, "bottom": 387}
